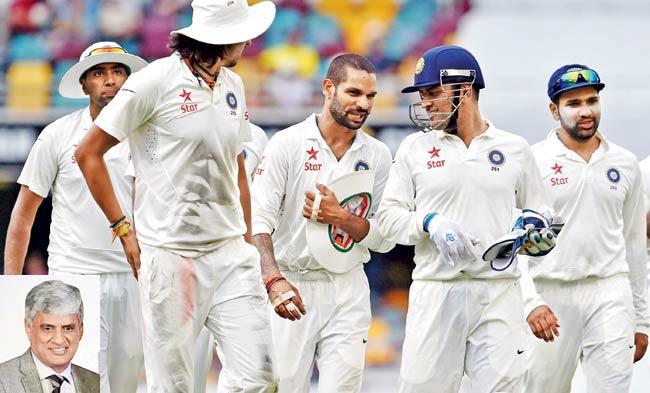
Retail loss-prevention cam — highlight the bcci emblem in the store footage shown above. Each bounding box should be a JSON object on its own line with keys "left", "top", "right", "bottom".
{"left": 329, "top": 192, "right": 372, "bottom": 252}
{"left": 226, "top": 92, "right": 238, "bottom": 109}
{"left": 607, "top": 168, "right": 620, "bottom": 183}
{"left": 415, "top": 57, "right": 425, "bottom": 75}
{"left": 488, "top": 150, "right": 505, "bottom": 166}
{"left": 354, "top": 160, "right": 370, "bottom": 171}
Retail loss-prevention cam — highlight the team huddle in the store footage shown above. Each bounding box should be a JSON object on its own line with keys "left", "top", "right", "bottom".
{"left": 3, "top": 0, "right": 650, "bottom": 392}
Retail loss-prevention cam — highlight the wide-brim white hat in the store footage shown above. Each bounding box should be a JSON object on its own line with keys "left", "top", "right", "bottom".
{"left": 172, "top": 0, "right": 276, "bottom": 45}
{"left": 59, "top": 41, "right": 148, "bottom": 99}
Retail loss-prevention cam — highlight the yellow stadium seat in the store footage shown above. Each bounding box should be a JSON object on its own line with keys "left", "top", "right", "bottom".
{"left": 7, "top": 61, "right": 52, "bottom": 109}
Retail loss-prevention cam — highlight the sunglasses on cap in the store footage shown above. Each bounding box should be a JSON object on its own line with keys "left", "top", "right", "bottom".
{"left": 555, "top": 69, "right": 600, "bottom": 88}
{"left": 85, "top": 46, "right": 127, "bottom": 58}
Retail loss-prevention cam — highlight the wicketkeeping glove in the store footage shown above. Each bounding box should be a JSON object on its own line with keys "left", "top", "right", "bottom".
{"left": 482, "top": 209, "right": 564, "bottom": 271}
{"left": 425, "top": 213, "right": 480, "bottom": 267}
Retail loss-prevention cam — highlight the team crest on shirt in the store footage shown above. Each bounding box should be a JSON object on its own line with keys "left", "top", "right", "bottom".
{"left": 304, "top": 147, "right": 321, "bottom": 171}
{"left": 354, "top": 160, "right": 370, "bottom": 171}
{"left": 426, "top": 146, "right": 445, "bottom": 169}
{"left": 226, "top": 92, "right": 238, "bottom": 116}
{"left": 550, "top": 162, "right": 568, "bottom": 186}
{"left": 487, "top": 150, "right": 505, "bottom": 173}
{"left": 179, "top": 89, "right": 198, "bottom": 113}
{"left": 607, "top": 168, "right": 621, "bottom": 184}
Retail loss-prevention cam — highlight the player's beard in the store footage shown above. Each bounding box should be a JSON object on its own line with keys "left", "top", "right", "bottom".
{"left": 330, "top": 95, "right": 368, "bottom": 130}
{"left": 559, "top": 107, "right": 599, "bottom": 142}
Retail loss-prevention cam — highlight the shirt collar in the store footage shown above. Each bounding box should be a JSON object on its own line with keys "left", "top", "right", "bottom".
{"left": 81, "top": 106, "right": 92, "bottom": 131}
{"left": 305, "top": 113, "right": 369, "bottom": 153}
{"left": 31, "top": 350, "right": 73, "bottom": 384}
{"left": 546, "top": 128, "right": 609, "bottom": 158}
{"left": 433, "top": 119, "right": 497, "bottom": 140}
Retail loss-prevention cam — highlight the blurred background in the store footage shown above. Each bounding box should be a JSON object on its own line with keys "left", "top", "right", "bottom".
{"left": 0, "top": 0, "right": 649, "bottom": 391}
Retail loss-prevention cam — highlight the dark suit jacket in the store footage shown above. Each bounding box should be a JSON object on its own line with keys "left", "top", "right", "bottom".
{"left": 0, "top": 349, "right": 99, "bottom": 393}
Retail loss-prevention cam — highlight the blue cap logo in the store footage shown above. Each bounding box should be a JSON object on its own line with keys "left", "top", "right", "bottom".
{"left": 488, "top": 150, "right": 505, "bottom": 166}
{"left": 607, "top": 168, "right": 620, "bottom": 183}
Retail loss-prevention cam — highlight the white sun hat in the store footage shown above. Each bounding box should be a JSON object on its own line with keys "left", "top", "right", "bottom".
{"left": 58, "top": 41, "right": 148, "bottom": 99}
{"left": 172, "top": 0, "right": 276, "bottom": 45}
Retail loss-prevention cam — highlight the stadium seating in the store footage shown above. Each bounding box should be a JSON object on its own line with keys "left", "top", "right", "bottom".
{"left": 3, "top": 0, "right": 472, "bottom": 109}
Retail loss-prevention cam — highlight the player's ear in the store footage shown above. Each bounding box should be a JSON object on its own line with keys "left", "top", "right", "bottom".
{"left": 549, "top": 102, "right": 559, "bottom": 121}
{"left": 322, "top": 79, "right": 335, "bottom": 99}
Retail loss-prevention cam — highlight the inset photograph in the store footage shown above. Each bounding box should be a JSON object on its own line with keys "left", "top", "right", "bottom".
{"left": 0, "top": 275, "right": 100, "bottom": 393}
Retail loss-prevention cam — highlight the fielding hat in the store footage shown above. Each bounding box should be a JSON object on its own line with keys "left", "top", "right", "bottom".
{"left": 58, "top": 41, "right": 147, "bottom": 99}
{"left": 172, "top": 0, "right": 276, "bottom": 45}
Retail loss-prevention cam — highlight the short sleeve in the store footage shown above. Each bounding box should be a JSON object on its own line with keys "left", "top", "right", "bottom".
{"left": 17, "top": 125, "right": 60, "bottom": 198}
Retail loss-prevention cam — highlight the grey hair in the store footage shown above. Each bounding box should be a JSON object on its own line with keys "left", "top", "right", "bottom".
{"left": 24, "top": 280, "right": 84, "bottom": 323}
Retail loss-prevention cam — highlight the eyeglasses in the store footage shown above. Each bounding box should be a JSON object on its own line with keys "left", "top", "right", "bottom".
{"left": 556, "top": 69, "right": 600, "bottom": 87}
{"left": 85, "top": 47, "right": 127, "bottom": 58}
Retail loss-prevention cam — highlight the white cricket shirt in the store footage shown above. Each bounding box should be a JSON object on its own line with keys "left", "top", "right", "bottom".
{"left": 377, "top": 121, "right": 549, "bottom": 281}
{"left": 244, "top": 123, "right": 268, "bottom": 180}
{"left": 95, "top": 53, "right": 252, "bottom": 258}
{"left": 252, "top": 114, "right": 394, "bottom": 272}
{"left": 18, "top": 107, "right": 132, "bottom": 274}
{"left": 530, "top": 130, "right": 649, "bottom": 333}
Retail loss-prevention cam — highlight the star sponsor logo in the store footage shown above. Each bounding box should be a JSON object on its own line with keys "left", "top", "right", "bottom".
{"left": 255, "top": 155, "right": 266, "bottom": 176}
{"left": 550, "top": 162, "right": 568, "bottom": 186}
{"left": 304, "top": 147, "right": 321, "bottom": 171}
{"left": 426, "top": 145, "right": 445, "bottom": 169}
{"left": 179, "top": 89, "right": 198, "bottom": 114}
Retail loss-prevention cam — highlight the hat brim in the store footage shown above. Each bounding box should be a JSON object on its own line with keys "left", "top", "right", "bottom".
{"left": 59, "top": 53, "right": 148, "bottom": 99}
{"left": 171, "top": 1, "right": 276, "bottom": 45}
{"left": 551, "top": 82, "right": 605, "bottom": 101}
{"left": 401, "top": 82, "right": 437, "bottom": 94}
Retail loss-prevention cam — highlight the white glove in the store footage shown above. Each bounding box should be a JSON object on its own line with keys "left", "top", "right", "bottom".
{"left": 425, "top": 214, "right": 479, "bottom": 266}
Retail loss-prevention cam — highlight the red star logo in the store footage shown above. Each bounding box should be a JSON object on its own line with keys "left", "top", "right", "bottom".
{"left": 179, "top": 89, "right": 192, "bottom": 103}
{"left": 306, "top": 147, "right": 319, "bottom": 160}
{"left": 551, "top": 162, "right": 563, "bottom": 175}
{"left": 428, "top": 146, "right": 440, "bottom": 158}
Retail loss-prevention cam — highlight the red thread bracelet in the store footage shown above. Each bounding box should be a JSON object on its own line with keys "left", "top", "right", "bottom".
{"left": 264, "top": 276, "right": 286, "bottom": 292}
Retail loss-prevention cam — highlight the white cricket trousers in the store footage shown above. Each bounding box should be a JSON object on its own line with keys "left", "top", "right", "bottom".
{"left": 525, "top": 275, "right": 635, "bottom": 393}
{"left": 271, "top": 264, "right": 371, "bottom": 393}
{"left": 139, "top": 237, "right": 276, "bottom": 393}
{"left": 193, "top": 327, "right": 216, "bottom": 393}
{"left": 399, "top": 278, "right": 527, "bottom": 393}
{"left": 50, "top": 269, "right": 144, "bottom": 393}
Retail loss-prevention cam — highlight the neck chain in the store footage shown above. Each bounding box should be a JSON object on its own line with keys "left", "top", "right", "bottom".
{"left": 184, "top": 57, "right": 219, "bottom": 89}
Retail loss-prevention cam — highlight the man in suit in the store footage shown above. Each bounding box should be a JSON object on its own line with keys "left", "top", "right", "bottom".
{"left": 0, "top": 280, "right": 99, "bottom": 393}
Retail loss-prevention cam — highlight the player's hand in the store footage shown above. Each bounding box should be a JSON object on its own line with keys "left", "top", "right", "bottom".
{"left": 303, "top": 184, "right": 346, "bottom": 226}
{"left": 634, "top": 332, "right": 648, "bottom": 362}
{"left": 268, "top": 278, "right": 306, "bottom": 321}
{"left": 426, "top": 215, "right": 479, "bottom": 266}
{"left": 119, "top": 229, "right": 141, "bottom": 280}
{"left": 527, "top": 305, "right": 560, "bottom": 342}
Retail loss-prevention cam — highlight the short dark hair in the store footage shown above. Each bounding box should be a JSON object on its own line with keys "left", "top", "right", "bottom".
{"left": 325, "top": 54, "right": 376, "bottom": 86}
{"left": 169, "top": 33, "right": 230, "bottom": 67}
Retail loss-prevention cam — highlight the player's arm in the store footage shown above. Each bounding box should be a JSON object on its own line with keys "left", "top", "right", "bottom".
{"left": 4, "top": 187, "right": 44, "bottom": 274}
{"left": 376, "top": 138, "right": 429, "bottom": 246}
{"left": 75, "top": 126, "right": 140, "bottom": 278}
{"left": 622, "top": 162, "right": 649, "bottom": 362}
{"left": 251, "top": 134, "right": 306, "bottom": 320}
{"left": 237, "top": 152, "right": 253, "bottom": 243}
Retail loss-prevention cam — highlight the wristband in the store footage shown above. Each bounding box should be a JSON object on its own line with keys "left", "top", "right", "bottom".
{"left": 423, "top": 212, "right": 438, "bottom": 232}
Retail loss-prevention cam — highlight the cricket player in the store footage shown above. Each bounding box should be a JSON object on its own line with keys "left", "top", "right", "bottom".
{"left": 73, "top": 0, "right": 278, "bottom": 391}
{"left": 376, "top": 45, "right": 554, "bottom": 392}
{"left": 193, "top": 122, "right": 268, "bottom": 393}
{"left": 251, "top": 54, "right": 394, "bottom": 392}
{"left": 523, "top": 64, "right": 649, "bottom": 392}
{"left": 3, "top": 41, "right": 146, "bottom": 393}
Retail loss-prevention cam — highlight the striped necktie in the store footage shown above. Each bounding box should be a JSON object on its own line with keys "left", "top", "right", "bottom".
{"left": 46, "top": 374, "right": 66, "bottom": 393}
